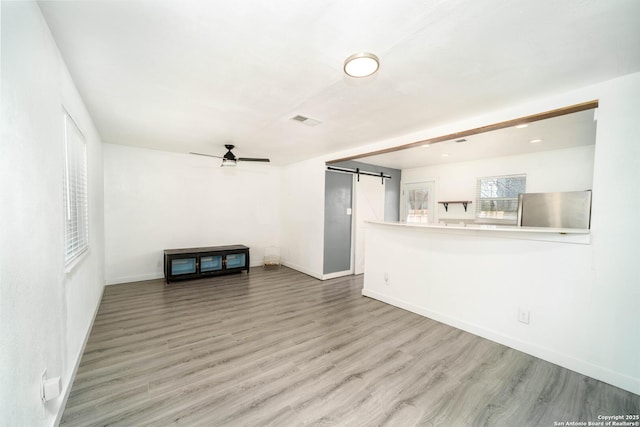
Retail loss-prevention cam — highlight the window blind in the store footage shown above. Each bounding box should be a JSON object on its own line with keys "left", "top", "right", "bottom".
{"left": 476, "top": 174, "right": 526, "bottom": 223}
{"left": 63, "top": 111, "right": 89, "bottom": 265}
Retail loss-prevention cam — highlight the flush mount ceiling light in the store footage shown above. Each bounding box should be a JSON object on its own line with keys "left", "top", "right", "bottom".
{"left": 343, "top": 52, "right": 380, "bottom": 78}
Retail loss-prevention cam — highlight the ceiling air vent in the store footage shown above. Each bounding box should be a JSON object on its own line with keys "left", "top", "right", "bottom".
{"left": 290, "top": 115, "right": 322, "bottom": 126}
{"left": 455, "top": 138, "right": 468, "bottom": 143}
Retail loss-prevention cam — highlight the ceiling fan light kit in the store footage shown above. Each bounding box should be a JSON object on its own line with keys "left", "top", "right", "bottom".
{"left": 343, "top": 52, "right": 380, "bottom": 78}
{"left": 190, "top": 144, "right": 270, "bottom": 167}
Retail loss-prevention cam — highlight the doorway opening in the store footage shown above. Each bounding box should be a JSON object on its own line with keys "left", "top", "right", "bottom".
{"left": 401, "top": 181, "right": 436, "bottom": 224}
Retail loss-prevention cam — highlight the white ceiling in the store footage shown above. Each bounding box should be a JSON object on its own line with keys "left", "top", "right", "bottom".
{"left": 38, "top": 0, "right": 640, "bottom": 165}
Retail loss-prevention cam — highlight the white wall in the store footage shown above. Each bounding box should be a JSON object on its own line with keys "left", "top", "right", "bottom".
{"left": 361, "top": 72, "right": 640, "bottom": 394}
{"left": 280, "top": 158, "right": 326, "bottom": 278}
{"left": 103, "top": 144, "right": 281, "bottom": 284}
{"left": 0, "top": 2, "right": 105, "bottom": 426}
{"left": 402, "top": 145, "right": 595, "bottom": 222}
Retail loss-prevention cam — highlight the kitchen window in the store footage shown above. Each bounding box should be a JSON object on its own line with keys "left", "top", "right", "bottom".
{"left": 476, "top": 174, "right": 526, "bottom": 223}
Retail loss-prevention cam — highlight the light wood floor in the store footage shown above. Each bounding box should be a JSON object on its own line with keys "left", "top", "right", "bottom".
{"left": 61, "top": 267, "right": 639, "bottom": 426}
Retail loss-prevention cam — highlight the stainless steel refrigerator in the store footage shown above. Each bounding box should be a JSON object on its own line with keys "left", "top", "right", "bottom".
{"left": 517, "top": 190, "right": 592, "bottom": 229}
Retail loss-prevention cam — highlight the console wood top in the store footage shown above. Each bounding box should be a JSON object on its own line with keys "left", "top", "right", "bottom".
{"left": 164, "top": 245, "right": 249, "bottom": 256}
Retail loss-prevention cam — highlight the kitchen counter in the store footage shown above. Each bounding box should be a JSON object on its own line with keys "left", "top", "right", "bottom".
{"left": 360, "top": 216, "right": 608, "bottom": 395}
{"left": 364, "top": 220, "right": 591, "bottom": 244}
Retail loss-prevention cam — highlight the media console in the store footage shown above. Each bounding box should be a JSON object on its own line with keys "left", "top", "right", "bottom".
{"left": 163, "top": 245, "right": 250, "bottom": 284}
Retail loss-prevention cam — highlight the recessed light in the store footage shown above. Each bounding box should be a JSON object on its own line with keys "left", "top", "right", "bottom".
{"left": 344, "top": 52, "right": 380, "bottom": 78}
{"left": 515, "top": 124, "right": 528, "bottom": 129}
{"left": 421, "top": 144, "right": 431, "bottom": 148}
{"left": 529, "top": 139, "right": 542, "bottom": 144}
{"left": 441, "top": 153, "right": 449, "bottom": 157}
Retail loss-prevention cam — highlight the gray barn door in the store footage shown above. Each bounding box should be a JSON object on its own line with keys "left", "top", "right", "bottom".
{"left": 323, "top": 171, "right": 353, "bottom": 275}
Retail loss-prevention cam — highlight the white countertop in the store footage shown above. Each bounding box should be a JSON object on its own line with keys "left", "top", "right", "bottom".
{"left": 365, "top": 220, "right": 591, "bottom": 244}
{"left": 366, "top": 220, "right": 590, "bottom": 234}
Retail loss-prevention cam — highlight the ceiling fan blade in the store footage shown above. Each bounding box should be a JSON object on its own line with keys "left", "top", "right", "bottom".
{"left": 238, "top": 157, "right": 270, "bottom": 162}
{"left": 190, "top": 152, "right": 224, "bottom": 159}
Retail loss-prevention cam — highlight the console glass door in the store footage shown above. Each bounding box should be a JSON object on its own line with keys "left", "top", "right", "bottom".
{"left": 226, "top": 253, "right": 246, "bottom": 269}
{"left": 171, "top": 257, "right": 197, "bottom": 275}
{"left": 201, "top": 255, "right": 223, "bottom": 272}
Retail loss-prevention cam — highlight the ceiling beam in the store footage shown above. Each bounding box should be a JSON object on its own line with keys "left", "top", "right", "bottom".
{"left": 326, "top": 100, "right": 599, "bottom": 165}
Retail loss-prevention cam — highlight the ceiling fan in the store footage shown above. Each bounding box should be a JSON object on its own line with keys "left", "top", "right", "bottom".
{"left": 190, "top": 144, "right": 270, "bottom": 167}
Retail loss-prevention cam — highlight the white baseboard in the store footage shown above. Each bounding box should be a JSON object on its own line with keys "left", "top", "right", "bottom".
{"left": 106, "top": 272, "right": 164, "bottom": 285}
{"left": 54, "top": 284, "right": 105, "bottom": 426}
{"left": 362, "top": 288, "right": 640, "bottom": 395}
{"left": 109, "top": 263, "right": 326, "bottom": 284}
{"left": 107, "top": 260, "right": 270, "bottom": 286}
{"left": 321, "top": 270, "right": 353, "bottom": 280}
{"left": 281, "top": 261, "right": 323, "bottom": 280}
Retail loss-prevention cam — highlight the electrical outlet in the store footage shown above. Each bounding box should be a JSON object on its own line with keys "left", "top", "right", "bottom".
{"left": 518, "top": 308, "right": 530, "bottom": 324}
{"left": 41, "top": 369, "right": 61, "bottom": 402}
